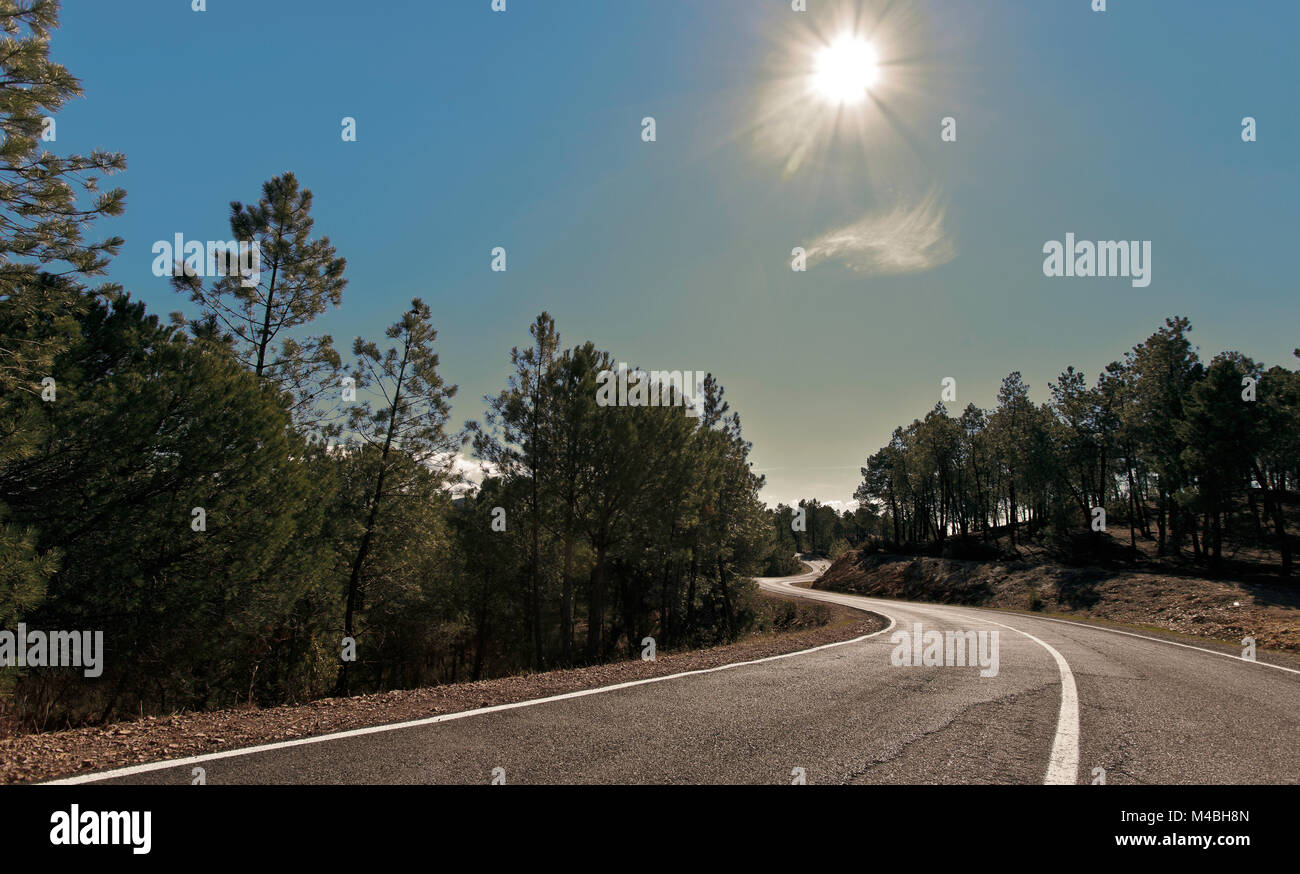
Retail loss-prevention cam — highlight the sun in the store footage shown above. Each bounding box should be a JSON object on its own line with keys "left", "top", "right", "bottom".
{"left": 811, "top": 35, "right": 879, "bottom": 105}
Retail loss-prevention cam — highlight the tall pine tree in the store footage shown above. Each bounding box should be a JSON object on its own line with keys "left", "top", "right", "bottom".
{"left": 171, "top": 172, "right": 347, "bottom": 434}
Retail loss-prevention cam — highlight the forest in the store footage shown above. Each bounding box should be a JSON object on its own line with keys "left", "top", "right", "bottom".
{"left": 0, "top": 2, "right": 781, "bottom": 731}
{"left": 848, "top": 319, "right": 1299, "bottom": 575}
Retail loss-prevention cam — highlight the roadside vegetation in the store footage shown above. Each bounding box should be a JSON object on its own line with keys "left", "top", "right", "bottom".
{"left": 771, "top": 318, "right": 1299, "bottom": 648}
{"left": 0, "top": 3, "right": 803, "bottom": 735}
{"left": 846, "top": 316, "right": 1299, "bottom": 578}
{"left": 775, "top": 317, "right": 1298, "bottom": 582}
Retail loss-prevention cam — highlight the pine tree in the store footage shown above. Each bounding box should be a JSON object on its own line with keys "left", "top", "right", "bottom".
{"left": 337, "top": 298, "right": 458, "bottom": 695}
{"left": 1126, "top": 317, "right": 1202, "bottom": 555}
{"left": 171, "top": 172, "right": 347, "bottom": 434}
{"left": 0, "top": 0, "right": 126, "bottom": 647}
{"left": 1255, "top": 363, "right": 1298, "bottom": 576}
{"left": 469, "top": 313, "right": 560, "bottom": 669}
{"left": 989, "top": 372, "right": 1032, "bottom": 545}
{"left": 2, "top": 294, "right": 335, "bottom": 723}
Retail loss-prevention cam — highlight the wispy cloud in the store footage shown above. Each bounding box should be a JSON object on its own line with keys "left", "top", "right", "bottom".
{"left": 806, "top": 187, "right": 956, "bottom": 276}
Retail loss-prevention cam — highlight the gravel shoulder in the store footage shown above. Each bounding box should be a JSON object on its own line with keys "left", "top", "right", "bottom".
{"left": 1, "top": 591, "right": 882, "bottom": 784}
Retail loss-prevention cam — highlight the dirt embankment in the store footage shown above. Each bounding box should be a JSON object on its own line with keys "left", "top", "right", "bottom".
{"left": 0, "top": 592, "right": 882, "bottom": 784}
{"left": 816, "top": 549, "right": 1300, "bottom": 654}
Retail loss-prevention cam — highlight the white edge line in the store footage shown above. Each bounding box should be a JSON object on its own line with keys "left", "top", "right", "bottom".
{"left": 986, "top": 612, "right": 1300, "bottom": 676}
{"left": 768, "top": 579, "right": 1080, "bottom": 786}
{"left": 787, "top": 577, "right": 1300, "bottom": 677}
{"left": 775, "top": 570, "right": 1297, "bottom": 785}
{"left": 42, "top": 601, "right": 896, "bottom": 785}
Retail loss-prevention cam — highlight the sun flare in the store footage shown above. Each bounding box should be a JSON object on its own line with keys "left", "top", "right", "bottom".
{"left": 811, "top": 35, "right": 879, "bottom": 105}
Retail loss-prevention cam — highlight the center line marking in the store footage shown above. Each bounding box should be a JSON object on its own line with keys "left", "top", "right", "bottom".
{"left": 977, "top": 616, "right": 1080, "bottom": 785}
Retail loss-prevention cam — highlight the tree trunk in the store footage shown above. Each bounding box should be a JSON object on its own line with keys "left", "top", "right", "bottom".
{"left": 560, "top": 531, "right": 575, "bottom": 666}
{"left": 586, "top": 543, "right": 606, "bottom": 661}
{"left": 336, "top": 339, "right": 409, "bottom": 697}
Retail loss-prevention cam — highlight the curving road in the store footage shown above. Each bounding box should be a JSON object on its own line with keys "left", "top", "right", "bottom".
{"left": 52, "top": 556, "right": 1300, "bottom": 785}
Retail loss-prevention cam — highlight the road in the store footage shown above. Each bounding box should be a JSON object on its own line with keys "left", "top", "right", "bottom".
{"left": 53, "top": 556, "right": 1300, "bottom": 785}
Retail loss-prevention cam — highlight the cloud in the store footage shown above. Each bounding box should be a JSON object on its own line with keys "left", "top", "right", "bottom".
{"left": 324, "top": 446, "right": 495, "bottom": 499}
{"left": 806, "top": 187, "right": 956, "bottom": 276}
{"left": 760, "top": 496, "right": 861, "bottom": 513}
{"left": 420, "top": 452, "right": 497, "bottom": 498}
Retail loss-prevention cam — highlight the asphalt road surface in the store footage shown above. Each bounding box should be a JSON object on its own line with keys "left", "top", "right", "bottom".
{"left": 55, "top": 557, "right": 1300, "bottom": 785}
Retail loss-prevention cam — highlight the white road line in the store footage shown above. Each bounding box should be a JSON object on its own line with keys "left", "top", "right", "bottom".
{"left": 987, "top": 612, "right": 1300, "bottom": 676}
{"left": 775, "top": 557, "right": 1300, "bottom": 786}
{"left": 977, "top": 617, "right": 1079, "bottom": 785}
{"left": 762, "top": 578, "right": 1080, "bottom": 785}
{"left": 44, "top": 610, "right": 897, "bottom": 785}
{"left": 777, "top": 572, "right": 1298, "bottom": 784}
{"left": 790, "top": 579, "right": 1299, "bottom": 677}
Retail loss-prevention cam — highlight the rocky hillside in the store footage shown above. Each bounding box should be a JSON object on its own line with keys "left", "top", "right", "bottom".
{"left": 816, "top": 549, "right": 1300, "bottom": 653}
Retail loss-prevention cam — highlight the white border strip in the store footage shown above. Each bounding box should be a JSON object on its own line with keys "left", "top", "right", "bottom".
{"left": 990, "top": 612, "right": 1300, "bottom": 676}
{"left": 769, "top": 578, "right": 1081, "bottom": 785}
{"left": 796, "top": 578, "right": 1300, "bottom": 677}
{"left": 775, "top": 568, "right": 1298, "bottom": 785}
{"left": 44, "top": 611, "right": 896, "bottom": 785}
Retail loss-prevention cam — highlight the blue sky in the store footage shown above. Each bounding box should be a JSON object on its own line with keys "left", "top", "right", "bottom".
{"left": 50, "top": 0, "right": 1299, "bottom": 507}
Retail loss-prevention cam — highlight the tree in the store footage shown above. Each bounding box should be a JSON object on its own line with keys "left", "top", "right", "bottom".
{"left": 0, "top": 0, "right": 126, "bottom": 659}
{"left": 448, "top": 478, "right": 520, "bottom": 681}
{"left": 335, "top": 445, "right": 458, "bottom": 689}
{"left": 1, "top": 294, "right": 335, "bottom": 724}
{"left": 171, "top": 172, "right": 347, "bottom": 434}
{"left": 1098, "top": 359, "right": 1145, "bottom": 551}
{"left": 539, "top": 340, "right": 607, "bottom": 663}
{"left": 470, "top": 315, "right": 775, "bottom": 665}
{"left": 1176, "top": 353, "right": 1260, "bottom": 566}
{"left": 1254, "top": 363, "right": 1298, "bottom": 576}
{"left": 1125, "top": 317, "right": 1202, "bottom": 555}
{"left": 988, "top": 373, "right": 1033, "bottom": 545}
{"left": 470, "top": 313, "right": 559, "bottom": 669}
{"left": 337, "top": 298, "right": 458, "bottom": 695}
{"left": 0, "top": 0, "right": 124, "bottom": 297}
{"left": 850, "top": 317, "right": 1297, "bottom": 578}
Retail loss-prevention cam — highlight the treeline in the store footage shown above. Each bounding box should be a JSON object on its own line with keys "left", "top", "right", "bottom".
{"left": 466, "top": 315, "right": 774, "bottom": 670}
{"left": 3, "top": 286, "right": 775, "bottom": 730}
{"left": 853, "top": 318, "right": 1299, "bottom": 576}
{"left": 0, "top": 4, "right": 778, "bottom": 731}
{"left": 763, "top": 500, "right": 879, "bottom": 572}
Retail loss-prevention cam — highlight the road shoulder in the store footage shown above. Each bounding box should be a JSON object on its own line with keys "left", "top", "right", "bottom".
{"left": 5, "top": 591, "right": 884, "bottom": 784}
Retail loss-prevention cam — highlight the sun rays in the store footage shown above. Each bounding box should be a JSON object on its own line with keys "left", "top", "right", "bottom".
{"left": 747, "top": 1, "right": 957, "bottom": 275}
